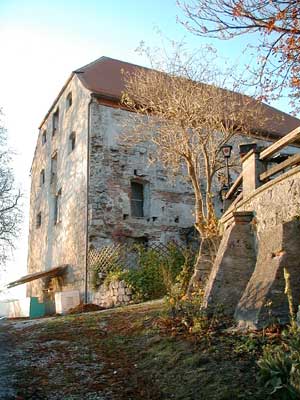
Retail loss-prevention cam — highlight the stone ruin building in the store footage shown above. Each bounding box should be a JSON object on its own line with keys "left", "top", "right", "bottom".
{"left": 16, "top": 56, "right": 300, "bottom": 310}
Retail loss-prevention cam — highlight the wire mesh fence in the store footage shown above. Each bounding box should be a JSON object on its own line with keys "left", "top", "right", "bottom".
{"left": 88, "top": 241, "right": 185, "bottom": 275}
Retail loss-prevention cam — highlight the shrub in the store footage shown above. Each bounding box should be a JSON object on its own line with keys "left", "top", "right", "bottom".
{"left": 92, "top": 242, "right": 195, "bottom": 302}
{"left": 257, "top": 329, "right": 300, "bottom": 399}
{"left": 123, "top": 243, "right": 194, "bottom": 302}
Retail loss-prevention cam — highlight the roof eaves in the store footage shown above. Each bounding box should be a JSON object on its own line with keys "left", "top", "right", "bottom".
{"left": 90, "top": 91, "right": 120, "bottom": 102}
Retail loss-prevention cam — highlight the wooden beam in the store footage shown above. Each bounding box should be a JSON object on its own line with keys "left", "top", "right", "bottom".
{"left": 260, "top": 153, "right": 300, "bottom": 181}
{"left": 225, "top": 172, "right": 243, "bottom": 200}
{"left": 6, "top": 265, "right": 68, "bottom": 288}
{"left": 260, "top": 126, "right": 300, "bottom": 161}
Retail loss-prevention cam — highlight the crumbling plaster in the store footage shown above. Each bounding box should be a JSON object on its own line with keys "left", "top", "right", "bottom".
{"left": 27, "top": 72, "right": 292, "bottom": 304}
{"left": 88, "top": 102, "right": 196, "bottom": 249}
{"left": 27, "top": 75, "right": 90, "bottom": 298}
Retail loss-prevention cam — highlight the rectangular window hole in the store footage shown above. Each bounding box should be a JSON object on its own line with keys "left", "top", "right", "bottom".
{"left": 36, "top": 212, "right": 42, "bottom": 228}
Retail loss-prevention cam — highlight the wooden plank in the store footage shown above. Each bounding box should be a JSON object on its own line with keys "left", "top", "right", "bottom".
{"left": 260, "top": 153, "right": 300, "bottom": 181}
{"left": 7, "top": 265, "right": 68, "bottom": 288}
{"left": 225, "top": 172, "right": 243, "bottom": 200}
{"left": 260, "top": 126, "right": 300, "bottom": 160}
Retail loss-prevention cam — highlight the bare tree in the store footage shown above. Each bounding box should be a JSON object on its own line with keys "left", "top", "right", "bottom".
{"left": 121, "top": 45, "right": 266, "bottom": 291}
{"left": 0, "top": 110, "right": 22, "bottom": 269}
{"left": 178, "top": 0, "right": 300, "bottom": 113}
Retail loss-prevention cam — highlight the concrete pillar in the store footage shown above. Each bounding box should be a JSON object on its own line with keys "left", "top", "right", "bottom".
{"left": 242, "top": 149, "right": 265, "bottom": 197}
{"left": 203, "top": 211, "right": 256, "bottom": 316}
{"left": 235, "top": 219, "right": 300, "bottom": 330}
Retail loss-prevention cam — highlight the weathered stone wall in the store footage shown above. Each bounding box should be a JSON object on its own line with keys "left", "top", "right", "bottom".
{"left": 225, "top": 165, "right": 300, "bottom": 232}
{"left": 28, "top": 72, "right": 294, "bottom": 308}
{"left": 88, "top": 103, "right": 196, "bottom": 250}
{"left": 215, "top": 166, "right": 300, "bottom": 328}
{"left": 27, "top": 75, "right": 90, "bottom": 300}
{"left": 93, "top": 280, "right": 132, "bottom": 308}
{"left": 235, "top": 219, "right": 300, "bottom": 329}
{"left": 203, "top": 212, "right": 257, "bottom": 315}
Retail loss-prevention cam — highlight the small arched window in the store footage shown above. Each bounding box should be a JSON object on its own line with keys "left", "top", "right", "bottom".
{"left": 66, "top": 92, "right": 72, "bottom": 109}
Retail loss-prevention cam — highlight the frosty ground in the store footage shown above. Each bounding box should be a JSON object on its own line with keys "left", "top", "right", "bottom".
{"left": 0, "top": 301, "right": 271, "bottom": 400}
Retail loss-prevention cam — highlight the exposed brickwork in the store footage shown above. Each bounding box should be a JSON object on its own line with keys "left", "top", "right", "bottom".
{"left": 87, "top": 102, "right": 196, "bottom": 251}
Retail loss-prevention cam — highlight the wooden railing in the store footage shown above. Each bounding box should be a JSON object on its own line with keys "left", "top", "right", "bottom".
{"left": 259, "top": 126, "right": 300, "bottom": 161}
{"left": 225, "top": 126, "right": 300, "bottom": 205}
{"left": 225, "top": 172, "right": 242, "bottom": 200}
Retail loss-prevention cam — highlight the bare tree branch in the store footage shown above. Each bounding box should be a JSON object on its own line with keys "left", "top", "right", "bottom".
{"left": 120, "top": 44, "right": 268, "bottom": 291}
{"left": 0, "top": 109, "right": 22, "bottom": 273}
{"left": 178, "top": 0, "right": 300, "bottom": 113}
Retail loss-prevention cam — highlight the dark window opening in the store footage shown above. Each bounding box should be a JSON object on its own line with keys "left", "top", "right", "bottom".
{"left": 66, "top": 92, "right": 72, "bottom": 109}
{"left": 51, "top": 153, "right": 57, "bottom": 183}
{"left": 152, "top": 217, "right": 157, "bottom": 221}
{"left": 174, "top": 217, "right": 179, "bottom": 223}
{"left": 131, "top": 181, "right": 144, "bottom": 217}
{"left": 36, "top": 212, "right": 42, "bottom": 228}
{"left": 69, "top": 132, "right": 76, "bottom": 152}
{"left": 54, "top": 188, "right": 62, "bottom": 225}
{"left": 123, "top": 214, "right": 129, "bottom": 220}
{"left": 40, "top": 169, "right": 45, "bottom": 186}
{"left": 134, "top": 236, "right": 149, "bottom": 248}
{"left": 52, "top": 108, "right": 59, "bottom": 136}
{"left": 134, "top": 169, "right": 137, "bottom": 176}
{"left": 42, "top": 130, "right": 47, "bottom": 145}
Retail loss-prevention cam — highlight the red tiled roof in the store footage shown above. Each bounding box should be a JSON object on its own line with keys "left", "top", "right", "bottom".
{"left": 74, "top": 56, "right": 300, "bottom": 139}
{"left": 74, "top": 56, "right": 146, "bottom": 100}
{"left": 39, "top": 56, "right": 300, "bottom": 138}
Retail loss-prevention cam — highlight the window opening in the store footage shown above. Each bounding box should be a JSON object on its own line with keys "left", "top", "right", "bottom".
{"left": 51, "top": 153, "right": 57, "bottom": 183}
{"left": 69, "top": 132, "right": 76, "bottom": 152}
{"left": 42, "top": 130, "right": 47, "bottom": 145}
{"left": 52, "top": 108, "right": 59, "bottom": 136}
{"left": 36, "top": 212, "right": 42, "bottom": 228}
{"left": 40, "top": 169, "right": 45, "bottom": 186}
{"left": 54, "top": 189, "right": 62, "bottom": 225}
{"left": 131, "top": 181, "right": 144, "bottom": 217}
{"left": 66, "top": 92, "right": 72, "bottom": 109}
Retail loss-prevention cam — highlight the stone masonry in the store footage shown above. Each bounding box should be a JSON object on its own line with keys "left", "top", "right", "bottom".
{"left": 26, "top": 56, "right": 300, "bottom": 310}
{"left": 204, "top": 147, "right": 300, "bottom": 329}
{"left": 93, "top": 280, "right": 133, "bottom": 308}
{"left": 203, "top": 211, "right": 256, "bottom": 315}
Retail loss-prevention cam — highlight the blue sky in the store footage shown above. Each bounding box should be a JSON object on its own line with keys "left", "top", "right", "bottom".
{"left": 0, "top": 0, "right": 295, "bottom": 298}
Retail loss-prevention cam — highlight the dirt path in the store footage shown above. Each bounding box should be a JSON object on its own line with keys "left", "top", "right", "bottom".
{"left": 0, "top": 322, "right": 16, "bottom": 400}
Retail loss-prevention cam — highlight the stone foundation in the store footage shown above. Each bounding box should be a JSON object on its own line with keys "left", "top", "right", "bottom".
{"left": 93, "top": 280, "right": 133, "bottom": 308}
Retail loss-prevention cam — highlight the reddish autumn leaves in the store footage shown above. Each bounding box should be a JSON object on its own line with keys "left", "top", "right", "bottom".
{"left": 178, "top": 0, "right": 300, "bottom": 112}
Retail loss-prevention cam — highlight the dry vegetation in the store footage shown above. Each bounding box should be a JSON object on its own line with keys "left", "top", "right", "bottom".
{"left": 121, "top": 45, "right": 268, "bottom": 290}
{"left": 0, "top": 301, "right": 280, "bottom": 400}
